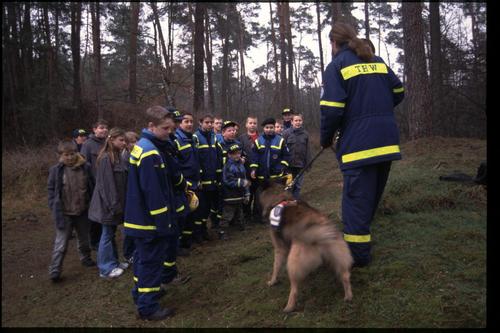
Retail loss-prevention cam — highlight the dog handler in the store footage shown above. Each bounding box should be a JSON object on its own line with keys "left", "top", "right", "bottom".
{"left": 320, "top": 22, "right": 404, "bottom": 267}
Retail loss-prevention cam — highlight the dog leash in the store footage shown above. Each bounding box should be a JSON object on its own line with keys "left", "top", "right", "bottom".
{"left": 284, "top": 146, "right": 330, "bottom": 191}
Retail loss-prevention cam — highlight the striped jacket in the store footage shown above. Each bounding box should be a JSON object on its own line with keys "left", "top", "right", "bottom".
{"left": 193, "top": 128, "right": 222, "bottom": 191}
{"left": 174, "top": 128, "right": 201, "bottom": 190}
{"left": 320, "top": 45, "right": 404, "bottom": 170}
{"left": 250, "top": 134, "right": 290, "bottom": 180}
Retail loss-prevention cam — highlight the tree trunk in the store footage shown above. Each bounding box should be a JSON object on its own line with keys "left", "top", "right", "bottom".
{"left": 278, "top": 2, "right": 288, "bottom": 108}
{"left": 151, "top": 2, "right": 174, "bottom": 106}
{"left": 429, "top": 2, "right": 442, "bottom": 135}
{"left": 43, "top": 2, "right": 56, "bottom": 135}
{"left": 269, "top": 2, "right": 279, "bottom": 111}
{"left": 364, "top": 2, "right": 370, "bottom": 39}
{"left": 220, "top": 6, "right": 231, "bottom": 118}
{"left": 204, "top": 9, "right": 215, "bottom": 114}
{"left": 316, "top": 1, "right": 325, "bottom": 77}
{"left": 402, "top": 2, "right": 432, "bottom": 139}
{"left": 129, "top": 2, "right": 139, "bottom": 104}
{"left": 21, "top": 2, "right": 33, "bottom": 96}
{"left": 193, "top": 3, "right": 205, "bottom": 113}
{"left": 284, "top": 2, "right": 294, "bottom": 109}
{"left": 71, "top": 2, "right": 82, "bottom": 115}
{"left": 90, "top": 2, "right": 103, "bottom": 119}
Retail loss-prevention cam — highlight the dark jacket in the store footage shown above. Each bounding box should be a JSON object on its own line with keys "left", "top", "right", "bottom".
{"left": 250, "top": 134, "right": 290, "bottom": 180}
{"left": 48, "top": 155, "right": 94, "bottom": 229}
{"left": 217, "top": 137, "right": 242, "bottom": 166}
{"left": 124, "top": 129, "right": 180, "bottom": 238}
{"left": 88, "top": 153, "right": 128, "bottom": 225}
{"left": 80, "top": 134, "right": 106, "bottom": 178}
{"left": 282, "top": 127, "right": 312, "bottom": 169}
{"left": 320, "top": 45, "right": 404, "bottom": 170}
{"left": 174, "top": 128, "right": 201, "bottom": 190}
{"left": 193, "top": 128, "right": 223, "bottom": 191}
{"left": 222, "top": 158, "right": 249, "bottom": 204}
{"left": 238, "top": 132, "right": 258, "bottom": 177}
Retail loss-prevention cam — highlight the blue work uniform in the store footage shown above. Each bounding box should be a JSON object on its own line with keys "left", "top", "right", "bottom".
{"left": 193, "top": 128, "right": 223, "bottom": 234}
{"left": 124, "top": 129, "right": 177, "bottom": 317}
{"left": 320, "top": 44, "right": 404, "bottom": 266}
{"left": 174, "top": 128, "right": 200, "bottom": 247}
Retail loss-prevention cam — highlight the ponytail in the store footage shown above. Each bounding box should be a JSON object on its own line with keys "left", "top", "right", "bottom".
{"left": 96, "top": 127, "right": 126, "bottom": 167}
{"left": 329, "top": 22, "right": 374, "bottom": 62}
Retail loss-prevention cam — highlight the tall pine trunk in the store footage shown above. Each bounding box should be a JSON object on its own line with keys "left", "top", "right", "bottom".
{"left": 204, "top": 9, "right": 215, "bottom": 114}
{"left": 278, "top": 2, "right": 288, "bottom": 108}
{"left": 284, "top": 3, "right": 294, "bottom": 109}
{"left": 402, "top": 2, "right": 432, "bottom": 139}
{"left": 429, "top": 2, "right": 442, "bottom": 135}
{"left": 269, "top": 3, "right": 279, "bottom": 112}
{"left": 193, "top": 3, "right": 205, "bottom": 113}
{"left": 90, "top": 2, "right": 103, "bottom": 119}
{"left": 71, "top": 2, "right": 82, "bottom": 116}
{"left": 316, "top": 1, "right": 324, "bottom": 77}
{"left": 129, "top": 2, "right": 139, "bottom": 104}
{"left": 364, "top": 2, "right": 370, "bottom": 39}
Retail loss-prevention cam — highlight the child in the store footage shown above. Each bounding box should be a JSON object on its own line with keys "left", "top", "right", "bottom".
{"left": 193, "top": 114, "right": 224, "bottom": 237}
{"left": 238, "top": 116, "right": 259, "bottom": 223}
{"left": 81, "top": 119, "right": 109, "bottom": 251}
{"left": 72, "top": 129, "right": 88, "bottom": 152}
{"left": 281, "top": 108, "right": 293, "bottom": 130}
{"left": 47, "top": 140, "right": 96, "bottom": 282}
{"left": 124, "top": 106, "right": 177, "bottom": 321}
{"left": 250, "top": 118, "right": 290, "bottom": 223}
{"left": 282, "top": 114, "right": 312, "bottom": 199}
{"left": 121, "top": 131, "right": 139, "bottom": 264}
{"left": 88, "top": 128, "right": 129, "bottom": 279}
{"left": 214, "top": 116, "right": 224, "bottom": 143}
{"left": 220, "top": 144, "right": 250, "bottom": 238}
{"left": 274, "top": 120, "right": 284, "bottom": 135}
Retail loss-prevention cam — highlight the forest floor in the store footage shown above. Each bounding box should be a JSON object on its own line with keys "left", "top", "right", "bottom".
{"left": 2, "top": 137, "right": 486, "bottom": 328}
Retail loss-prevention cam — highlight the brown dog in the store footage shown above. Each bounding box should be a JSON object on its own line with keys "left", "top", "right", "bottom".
{"left": 259, "top": 181, "right": 353, "bottom": 312}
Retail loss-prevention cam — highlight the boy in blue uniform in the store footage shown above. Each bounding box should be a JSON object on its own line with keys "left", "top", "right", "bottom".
{"left": 250, "top": 118, "right": 291, "bottom": 223}
{"left": 124, "top": 106, "right": 177, "bottom": 321}
{"left": 193, "top": 114, "right": 223, "bottom": 238}
{"left": 320, "top": 23, "right": 404, "bottom": 267}
{"left": 220, "top": 144, "right": 250, "bottom": 238}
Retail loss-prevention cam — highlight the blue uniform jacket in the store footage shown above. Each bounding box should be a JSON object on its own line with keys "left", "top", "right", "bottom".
{"left": 222, "top": 158, "right": 249, "bottom": 203}
{"left": 250, "top": 134, "right": 290, "bottom": 180}
{"left": 193, "top": 128, "right": 223, "bottom": 191}
{"left": 174, "top": 128, "right": 201, "bottom": 190}
{"left": 217, "top": 137, "right": 243, "bottom": 166}
{"left": 124, "top": 129, "right": 182, "bottom": 238}
{"left": 165, "top": 134, "right": 190, "bottom": 219}
{"left": 320, "top": 45, "right": 405, "bottom": 170}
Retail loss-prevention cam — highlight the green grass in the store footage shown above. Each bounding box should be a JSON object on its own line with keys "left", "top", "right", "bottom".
{"left": 1, "top": 137, "right": 486, "bottom": 327}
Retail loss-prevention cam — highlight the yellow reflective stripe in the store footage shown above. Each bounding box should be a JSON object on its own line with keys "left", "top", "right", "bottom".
{"left": 176, "top": 205, "right": 185, "bottom": 213}
{"left": 178, "top": 143, "right": 192, "bottom": 151}
{"left": 130, "top": 145, "right": 143, "bottom": 159}
{"left": 320, "top": 100, "right": 346, "bottom": 108}
{"left": 216, "top": 169, "right": 222, "bottom": 172}
{"left": 393, "top": 87, "right": 404, "bottom": 93}
{"left": 182, "top": 231, "right": 193, "bottom": 235}
{"left": 255, "top": 141, "right": 264, "bottom": 149}
{"left": 129, "top": 157, "right": 139, "bottom": 165}
{"left": 186, "top": 180, "right": 192, "bottom": 187}
{"left": 175, "top": 174, "right": 184, "bottom": 186}
{"left": 124, "top": 222, "right": 157, "bottom": 230}
{"left": 138, "top": 287, "right": 161, "bottom": 293}
{"left": 257, "top": 176, "right": 265, "bottom": 179}
{"left": 150, "top": 206, "right": 168, "bottom": 215}
{"left": 133, "top": 276, "right": 139, "bottom": 282}
{"left": 210, "top": 209, "right": 217, "bottom": 213}
{"left": 224, "top": 197, "right": 245, "bottom": 202}
{"left": 137, "top": 150, "right": 161, "bottom": 166}
{"left": 341, "top": 62, "right": 388, "bottom": 80}
{"left": 160, "top": 163, "right": 165, "bottom": 168}
{"left": 237, "top": 179, "right": 241, "bottom": 187}
{"left": 281, "top": 160, "right": 289, "bottom": 166}
{"left": 201, "top": 180, "right": 213, "bottom": 185}
{"left": 342, "top": 145, "right": 400, "bottom": 163}
{"left": 270, "top": 173, "right": 283, "bottom": 179}
{"left": 344, "top": 234, "right": 371, "bottom": 243}
{"left": 163, "top": 261, "right": 176, "bottom": 267}
{"left": 198, "top": 144, "right": 209, "bottom": 149}
{"left": 194, "top": 221, "right": 202, "bottom": 225}
{"left": 250, "top": 164, "right": 258, "bottom": 168}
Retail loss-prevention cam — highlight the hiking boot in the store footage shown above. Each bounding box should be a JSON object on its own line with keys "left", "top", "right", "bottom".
{"left": 177, "top": 247, "right": 190, "bottom": 257}
{"left": 218, "top": 231, "right": 229, "bottom": 240}
{"left": 81, "top": 258, "right": 96, "bottom": 267}
{"left": 139, "top": 307, "right": 175, "bottom": 321}
{"left": 99, "top": 267, "right": 124, "bottom": 279}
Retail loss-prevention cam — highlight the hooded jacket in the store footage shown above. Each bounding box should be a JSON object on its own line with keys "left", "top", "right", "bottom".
{"left": 48, "top": 154, "right": 94, "bottom": 229}
{"left": 80, "top": 134, "right": 106, "bottom": 178}
{"left": 283, "top": 127, "right": 312, "bottom": 169}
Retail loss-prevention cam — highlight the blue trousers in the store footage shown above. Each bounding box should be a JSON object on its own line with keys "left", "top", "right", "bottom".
{"left": 132, "top": 237, "right": 169, "bottom": 317}
{"left": 162, "top": 223, "right": 180, "bottom": 284}
{"left": 342, "top": 161, "right": 391, "bottom": 266}
{"left": 195, "top": 190, "right": 220, "bottom": 233}
{"left": 97, "top": 225, "right": 119, "bottom": 276}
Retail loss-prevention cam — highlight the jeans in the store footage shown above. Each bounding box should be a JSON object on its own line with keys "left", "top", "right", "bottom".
{"left": 97, "top": 224, "right": 119, "bottom": 276}
{"left": 48, "top": 214, "right": 91, "bottom": 276}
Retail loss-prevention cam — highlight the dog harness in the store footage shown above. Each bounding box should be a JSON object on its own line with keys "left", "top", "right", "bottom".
{"left": 269, "top": 200, "right": 296, "bottom": 230}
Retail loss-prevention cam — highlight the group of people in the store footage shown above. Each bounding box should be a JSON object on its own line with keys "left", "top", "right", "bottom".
{"left": 46, "top": 21, "right": 404, "bottom": 321}
{"left": 47, "top": 105, "right": 311, "bottom": 320}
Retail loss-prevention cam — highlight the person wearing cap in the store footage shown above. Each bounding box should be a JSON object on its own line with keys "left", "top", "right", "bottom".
{"left": 220, "top": 143, "right": 251, "bottom": 238}
{"left": 282, "top": 108, "right": 294, "bottom": 130}
{"left": 250, "top": 118, "right": 291, "bottom": 223}
{"left": 72, "top": 129, "right": 88, "bottom": 152}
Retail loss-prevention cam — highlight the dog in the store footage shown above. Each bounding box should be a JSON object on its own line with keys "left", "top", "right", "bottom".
{"left": 259, "top": 181, "right": 353, "bottom": 312}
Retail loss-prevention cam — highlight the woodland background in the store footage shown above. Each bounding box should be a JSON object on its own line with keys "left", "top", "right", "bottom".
{"left": 2, "top": 2, "right": 486, "bottom": 147}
